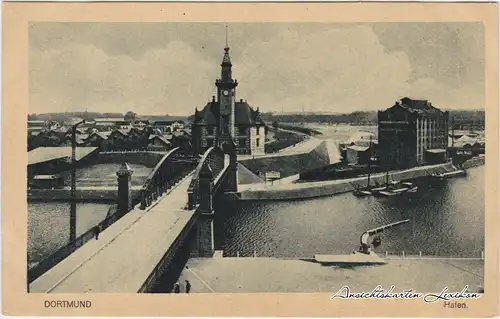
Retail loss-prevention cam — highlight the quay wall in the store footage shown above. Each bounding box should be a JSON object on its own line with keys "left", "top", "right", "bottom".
{"left": 27, "top": 188, "right": 141, "bottom": 201}
{"left": 236, "top": 162, "right": 456, "bottom": 201}
{"left": 461, "top": 155, "right": 485, "bottom": 169}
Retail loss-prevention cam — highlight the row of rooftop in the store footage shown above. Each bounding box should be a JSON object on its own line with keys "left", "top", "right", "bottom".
{"left": 28, "top": 125, "right": 192, "bottom": 152}
{"left": 27, "top": 117, "right": 186, "bottom": 133}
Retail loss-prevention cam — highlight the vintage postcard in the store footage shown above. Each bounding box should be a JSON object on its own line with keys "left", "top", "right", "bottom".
{"left": 2, "top": 2, "right": 499, "bottom": 317}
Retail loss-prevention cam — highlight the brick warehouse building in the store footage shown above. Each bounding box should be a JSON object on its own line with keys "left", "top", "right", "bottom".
{"left": 378, "top": 97, "right": 449, "bottom": 169}
{"left": 191, "top": 44, "right": 266, "bottom": 155}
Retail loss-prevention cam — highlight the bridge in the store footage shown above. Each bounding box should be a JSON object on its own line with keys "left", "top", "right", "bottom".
{"left": 29, "top": 141, "right": 237, "bottom": 293}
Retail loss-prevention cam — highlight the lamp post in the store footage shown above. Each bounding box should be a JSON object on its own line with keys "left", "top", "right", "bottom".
{"left": 70, "top": 120, "right": 85, "bottom": 247}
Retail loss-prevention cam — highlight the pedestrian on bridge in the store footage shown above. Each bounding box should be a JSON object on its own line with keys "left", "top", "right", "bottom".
{"left": 173, "top": 282, "right": 180, "bottom": 294}
{"left": 185, "top": 280, "right": 191, "bottom": 294}
{"left": 93, "top": 225, "right": 101, "bottom": 240}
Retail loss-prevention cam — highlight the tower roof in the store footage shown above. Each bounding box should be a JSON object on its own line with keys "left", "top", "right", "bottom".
{"left": 221, "top": 46, "right": 232, "bottom": 66}
{"left": 193, "top": 100, "right": 265, "bottom": 126}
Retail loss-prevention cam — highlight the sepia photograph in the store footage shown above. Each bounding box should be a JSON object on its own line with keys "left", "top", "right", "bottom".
{"left": 2, "top": 2, "right": 498, "bottom": 317}
{"left": 26, "top": 21, "right": 486, "bottom": 294}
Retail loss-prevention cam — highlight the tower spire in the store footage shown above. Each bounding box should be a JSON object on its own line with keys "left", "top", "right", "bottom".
{"left": 225, "top": 25, "right": 229, "bottom": 49}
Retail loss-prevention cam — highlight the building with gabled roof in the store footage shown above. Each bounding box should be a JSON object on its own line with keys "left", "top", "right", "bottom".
{"left": 378, "top": 97, "right": 449, "bottom": 168}
{"left": 191, "top": 39, "right": 266, "bottom": 155}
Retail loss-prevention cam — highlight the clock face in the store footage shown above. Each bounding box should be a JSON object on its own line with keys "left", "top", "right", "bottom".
{"left": 223, "top": 90, "right": 229, "bottom": 96}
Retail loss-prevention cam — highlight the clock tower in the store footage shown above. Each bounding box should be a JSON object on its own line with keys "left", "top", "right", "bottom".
{"left": 215, "top": 36, "right": 238, "bottom": 147}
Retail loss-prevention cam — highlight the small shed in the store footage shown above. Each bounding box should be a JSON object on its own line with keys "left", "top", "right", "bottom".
{"left": 29, "top": 174, "right": 65, "bottom": 189}
{"left": 346, "top": 145, "right": 370, "bottom": 165}
{"left": 425, "top": 149, "right": 447, "bottom": 164}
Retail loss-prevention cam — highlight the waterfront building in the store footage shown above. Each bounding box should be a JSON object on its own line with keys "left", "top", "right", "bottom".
{"left": 191, "top": 42, "right": 266, "bottom": 155}
{"left": 346, "top": 145, "right": 371, "bottom": 165}
{"left": 378, "top": 97, "right": 449, "bottom": 169}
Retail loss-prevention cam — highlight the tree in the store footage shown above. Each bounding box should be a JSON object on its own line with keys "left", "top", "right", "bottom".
{"left": 124, "top": 111, "right": 137, "bottom": 123}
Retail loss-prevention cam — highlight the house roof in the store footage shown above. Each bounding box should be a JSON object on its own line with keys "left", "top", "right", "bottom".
{"left": 28, "top": 147, "right": 98, "bottom": 166}
{"left": 88, "top": 132, "right": 109, "bottom": 140}
{"left": 194, "top": 100, "right": 264, "bottom": 126}
{"left": 33, "top": 174, "right": 62, "bottom": 180}
{"left": 347, "top": 145, "right": 370, "bottom": 152}
{"left": 426, "top": 149, "right": 447, "bottom": 154}
{"left": 395, "top": 97, "right": 445, "bottom": 115}
{"left": 353, "top": 140, "right": 378, "bottom": 147}
{"left": 151, "top": 135, "right": 171, "bottom": 145}
{"left": 116, "top": 129, "right": 131, "bottom": 136}
{"left": 345, "top": 131, "right": 376, "bottom": 145}
{"left": 194, "top": 101, "right": 219, "bottom": 125}
{"left": 454, "top": 135, "right": 479, "bottom": 147}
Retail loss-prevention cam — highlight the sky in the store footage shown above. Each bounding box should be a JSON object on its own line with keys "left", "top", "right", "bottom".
{"left": 29, "top": 22, "right": 485, "bottom": 115}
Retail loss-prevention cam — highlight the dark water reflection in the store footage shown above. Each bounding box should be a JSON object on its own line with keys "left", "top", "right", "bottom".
{"left": 214, "top": 166, "right": 484, "bottom": 258}
{"left": 27, "top": 202, "right": 112, "bottom": 265}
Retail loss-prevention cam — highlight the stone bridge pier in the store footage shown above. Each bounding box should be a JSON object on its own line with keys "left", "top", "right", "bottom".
{"left": 191, "top": 141, "right": 238, "bottom": 257}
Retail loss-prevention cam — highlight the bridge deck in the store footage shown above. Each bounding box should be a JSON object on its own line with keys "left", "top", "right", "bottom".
{"left": 30, "top": 174, "right": 195, "bottom": 293}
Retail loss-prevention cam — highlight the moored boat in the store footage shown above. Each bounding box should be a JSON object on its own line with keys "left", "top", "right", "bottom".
{"left": 432, "top": 169, "right": 467, "bottom": 179}
{"left": 353, "top": 188, "right": 372, "bottom": 197}
{"left": 352, "top": 135, "right": 375, "bottom": 197}
{"left": 377, "top": 187, "right": 409, "bottom": 197}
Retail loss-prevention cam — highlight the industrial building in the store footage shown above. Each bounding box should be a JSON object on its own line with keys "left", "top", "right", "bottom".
{"left": 378, "top": 97, "right": 449, "bottom": 169}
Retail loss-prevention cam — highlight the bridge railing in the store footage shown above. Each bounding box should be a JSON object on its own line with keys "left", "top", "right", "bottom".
{"left": 100, "top": 150, "right": 168, "bottom": 154}
{"left": 187, "top": 147, "right": 225, "bottom": 209}
{"left": 140, "top": 147, "right": 198, "bottom": 210}
{"left": 383, "top": 250, "right": 485, "bottom": 260}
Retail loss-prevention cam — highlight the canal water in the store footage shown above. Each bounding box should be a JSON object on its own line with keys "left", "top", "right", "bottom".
{"left": 214, "top": 166, "right": 484, "bottom": 258}
{"left": 27, "top": 202, "right": 112, "bottom": 266}
{"left": 27, "top": 163, "right": 153, "bottom": 267}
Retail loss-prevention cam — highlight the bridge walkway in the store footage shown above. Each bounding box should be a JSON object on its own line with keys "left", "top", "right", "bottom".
{"left": 31, "top": 158, "right": 231, "bottom": 293}
{"left": 30, "top": 173, "right": 195, "bottom": 293}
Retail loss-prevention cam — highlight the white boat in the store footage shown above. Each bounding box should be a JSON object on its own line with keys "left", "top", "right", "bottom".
{"left": 353, "top": 189, "right": 372, "bottom": 197}
{"left": 402, "top": 181, "right": 418, "bottom": 192}
{"left": 377, "top": 187, "right": 409, "bottom": 197}
{"left": 432, "top": 170, "right": 467, "bottom": 179}
{"left": 406, "top": 186, "right": 418, "bottom": 193}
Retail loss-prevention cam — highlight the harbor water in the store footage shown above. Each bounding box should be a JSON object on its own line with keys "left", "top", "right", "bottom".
{"left": 214, "top": 166, "right": 484, "bottom": 258}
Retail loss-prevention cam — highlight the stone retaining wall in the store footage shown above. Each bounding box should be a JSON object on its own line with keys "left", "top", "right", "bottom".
{"left": 237, "top": 162, "right": 456, "bottom": 201}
